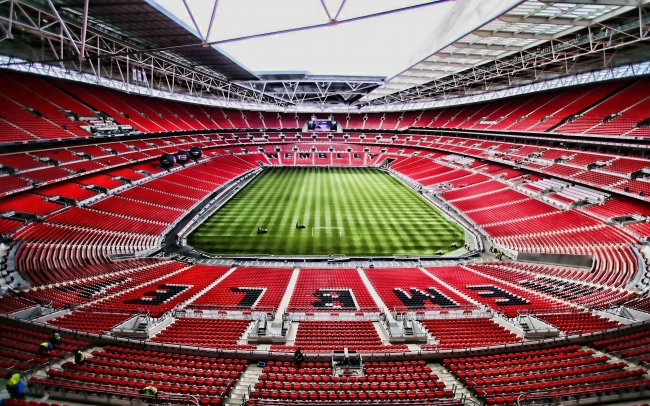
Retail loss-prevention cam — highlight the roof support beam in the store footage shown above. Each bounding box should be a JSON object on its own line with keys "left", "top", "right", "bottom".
{"left": 45, "top": 0, "right": 81, "bottom": 56}
{"left": 498, "top": 15, "right": 592, "bottom": 26}
{"left": 435, "top": 51, "right": 499, "bottom": 61}
{"left": 204, "top": 0, "right": 219, "bottom": 45}
{"left": 474, "top": 30, "right": 554, "bottom": 41}
{"left": 418, "top": 61, "right": 477, "bottom": 68}
{"left": 451, "top": 42, "right": 523, "bottom": 52}
{"left": 538, "top": 0, "right": 648, "bottom": 5}
{"left": 78, "top": 0, "right": 89, "bottom": 61}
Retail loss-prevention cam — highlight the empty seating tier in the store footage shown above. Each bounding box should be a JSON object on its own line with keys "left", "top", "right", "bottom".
{"left": 287, "top": 269, "right": 378, "bottom": 313}
{"left": 85, "top": 265, "right": 229, "bottom": 317}
{"left": 363, "top": 268, "right": 472, "bottom": 311}
{"left": 270, "top": 321, "right": 408, "bottom": 354}
{"left": 249, "top": 359, "right": 452, "bottom": 403}
{"left": 192, "top": 267, "right": 292, "bottom": 310}
{"left": 151, "top": 318, "right": 255, "bottom": 350}
{"left": 420, "top": 318, "right": 522, "bottom": 349}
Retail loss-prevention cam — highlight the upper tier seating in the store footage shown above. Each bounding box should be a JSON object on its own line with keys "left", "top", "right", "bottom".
{"left": 0, "top": 193, "right": 63, "bottom": 215}
{"left": 0, "top": 72, "right": 646, "bottom": 141}
{"left": 34, "top": 182, "right": 98, "bottom": 201}
{"left": 287, "top": 269, "right": 378, "bottom": 312}
{"left": 23, "top": 260, "right": 187, "bottom": 308}
{"left": 426, "top": 266, "right": 567, "bottom": 318}
{"left": 467, "top": 263, "right": 635, "bottom": 309}
{"left": 192, "top": 267, "right": 292, "bottom": 310}
{"left": 85, "top": 265, "right": 229, "bottom": 317}
{"left": 586, "top": 196, "right": 650, "bottom": 220}
{"left": 363, "top": 268, "right": 471, "bottom": 311}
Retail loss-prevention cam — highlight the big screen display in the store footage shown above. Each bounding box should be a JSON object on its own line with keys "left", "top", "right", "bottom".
{"left": 313, "top": 119, "right": 332, "bottom": 132}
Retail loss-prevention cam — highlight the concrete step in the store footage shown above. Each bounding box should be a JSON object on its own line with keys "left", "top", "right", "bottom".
{"left": 428, "top": 362, "right": 478, "bottom": 403}
{"left": 227, "top": 365, "right": 264, "bottom": 404}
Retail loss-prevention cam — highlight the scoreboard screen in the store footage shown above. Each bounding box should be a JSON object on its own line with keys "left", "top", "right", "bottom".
{"left": 313, "top": 120, "right": 332, "bottom": 132}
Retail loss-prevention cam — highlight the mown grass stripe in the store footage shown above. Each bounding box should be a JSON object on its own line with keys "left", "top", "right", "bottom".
{"left": 186, "top": 167, "right": 464, "bottom": 256}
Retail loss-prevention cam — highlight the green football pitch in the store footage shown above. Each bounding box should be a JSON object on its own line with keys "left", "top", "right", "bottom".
{"left": 186, "top": 167, "right": 465, "bottom": 256}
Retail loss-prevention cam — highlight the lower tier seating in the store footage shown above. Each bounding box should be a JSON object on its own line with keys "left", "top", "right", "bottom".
{"left": 39, "top": 344, "right": 248, "bottom": 406}
{"left": 443, "top": 345, "right": 650, "bottom": 405}
{"left": 249, "top": 359, "right": 453, "bottom": 402}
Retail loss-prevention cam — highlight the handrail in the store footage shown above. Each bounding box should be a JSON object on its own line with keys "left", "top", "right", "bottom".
{"left": 284, "top": 306, "right": 382, "bottom": 314}
{"left": 29, "top": 378, "right": 200, "bottom": 406}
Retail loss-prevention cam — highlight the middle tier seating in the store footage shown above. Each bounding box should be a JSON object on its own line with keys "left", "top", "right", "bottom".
{"left": 151, "top": 318, "right": 256, "bottom": 350}
{"left": 270, "top": 321, "right": 408, "bottom": 353}
{"left": 420, "top": 318, "right": 522, "bottom": 349}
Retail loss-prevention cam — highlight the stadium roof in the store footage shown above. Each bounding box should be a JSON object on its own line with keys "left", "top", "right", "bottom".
{"left": 149, "top": 0, "right": 518, "bottom": 78}
{"left": 0, "top": 0, "right": 649, "bottom": 110}
{"left": 364, "top": 0, "right": 650, "bottom": 105}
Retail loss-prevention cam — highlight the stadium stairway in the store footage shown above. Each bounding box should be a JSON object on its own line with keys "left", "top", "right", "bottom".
{"left": 178, "top": 266, "right": 237, "bottom": 309}
{"left": 357, "top": 267, "right": 394, "bottom": 321}
{"left": 429, "top": 362, "right": 477, "bottom": 403}
{"left": 419, "top": 267, "right": 486, "bottom": 309}
{"left": 273, "top": 268, "right": 300, "bottom": 322}
{"left": 226, "top": 363, "right": 264, "bottom": 406}
{"left": 464, "top": 264, "right": 630, "bottom": 317}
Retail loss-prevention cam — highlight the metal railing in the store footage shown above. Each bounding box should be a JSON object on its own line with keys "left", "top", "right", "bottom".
{"left": 29, "top": 378, "right": 199, "bottom": 406}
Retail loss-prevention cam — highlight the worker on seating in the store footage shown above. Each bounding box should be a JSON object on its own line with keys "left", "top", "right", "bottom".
{"left": 74, "top": 350, "right": 85, "bottom": 365}
{"left": 3, "top": 371, "right": 25, "bottom": 399}
{"left": 294, "top": 348, "right": 305, "bottom": 365}
{"left": 140, "top": 386, "right": 159, "bottom": 403}
{"left": 39, "top": 341, "right": 53, "bottom": 356}
{"left": 50, "top": 331, "right": 61, "bottom": 345}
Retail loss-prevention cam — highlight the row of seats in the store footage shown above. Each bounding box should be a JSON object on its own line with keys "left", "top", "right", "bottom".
{"left": 151, "top": 318, "right": 256, "bottom": 349}
{"left": 420, "top": 318, "right": 522, "bottom": 349}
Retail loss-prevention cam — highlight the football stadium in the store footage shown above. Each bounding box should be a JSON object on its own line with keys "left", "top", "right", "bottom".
{"left": 3, "top": 1, "right": 650, "bottom": 406}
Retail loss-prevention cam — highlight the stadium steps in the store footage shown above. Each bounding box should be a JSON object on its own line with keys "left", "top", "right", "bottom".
{"left": 227, "top": 364, "right": 265, "bottom": 406}
{"left": 462, "top": 265, "right": 579, "bottom": 309}
{"left": 237, "top": 320, "right": 257, "bottom": 345}
{"left": 419, "top": 267, "right": 485, "bottom": 309}
{"left": 372, "top": 321, "right": 391, "bottom": 344}
{"left": 428, "top": 362, "right": 477, "bottom": 402}
{"left": 357, "top": 267, "right": 394, "bottom": 321}
{"left": 178, "top": 265, "right": 237, "bottom": 309}
{"left": 286, "top": 321, "right": 299, "bottom": 345}
{"left": 71, "top": 264, "right": 193, "bottom": 309}
{"left": 273, "top": 268, "right": 300, "bottom": 322}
